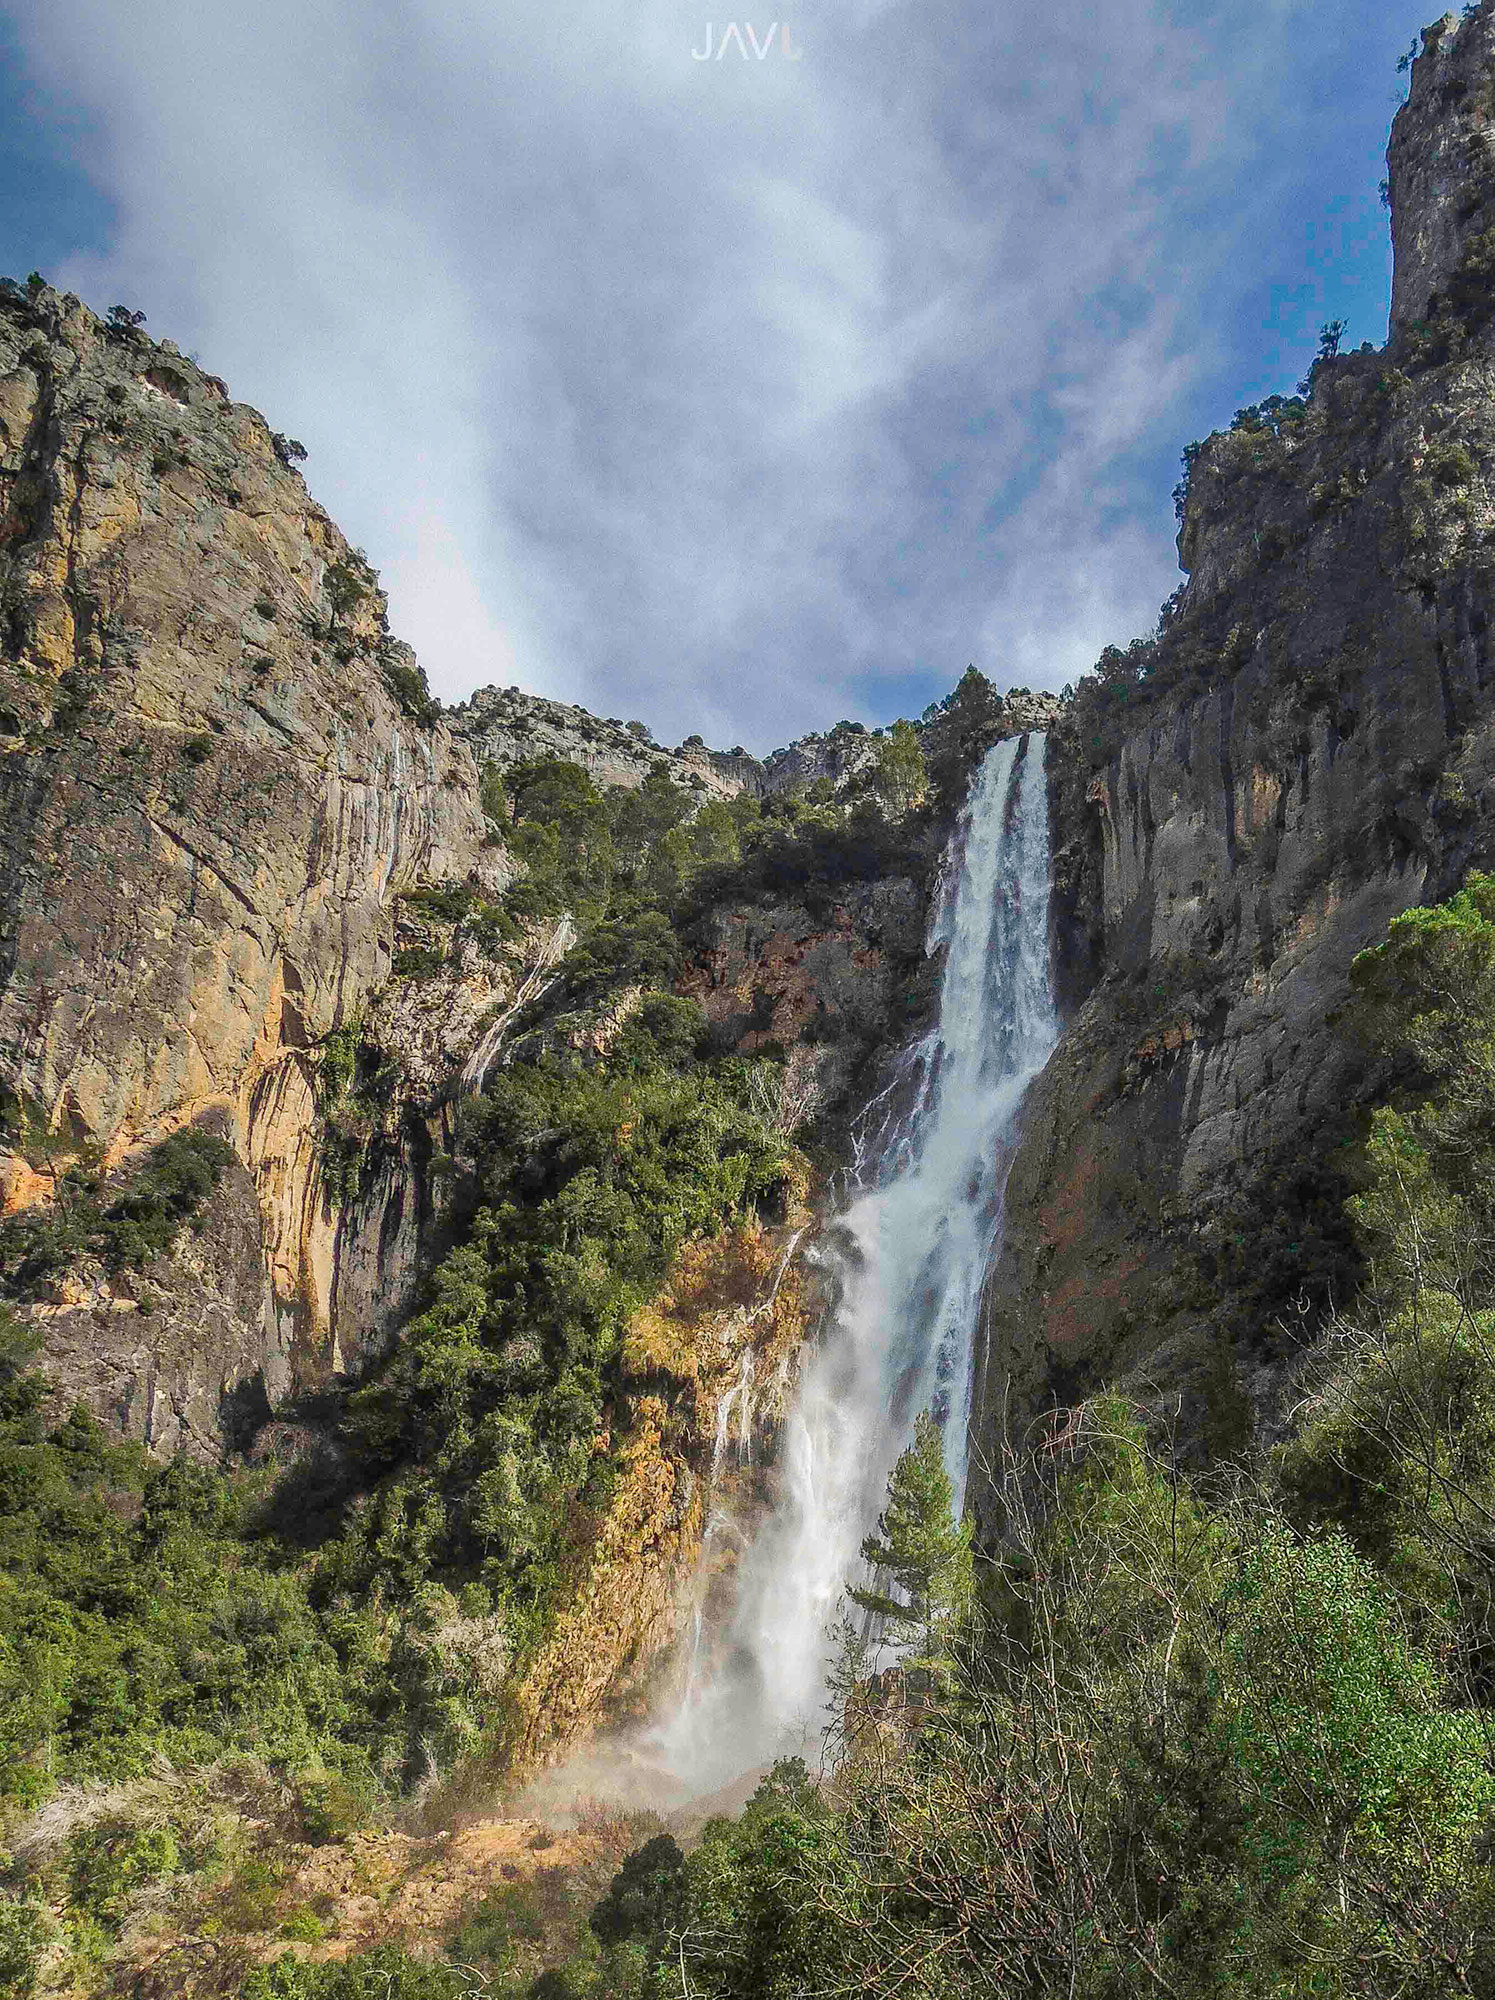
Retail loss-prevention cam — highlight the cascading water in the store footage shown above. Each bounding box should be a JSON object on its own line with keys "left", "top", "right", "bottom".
{"left": 651, "top": 730, "right": 1058, "bottom": 1792}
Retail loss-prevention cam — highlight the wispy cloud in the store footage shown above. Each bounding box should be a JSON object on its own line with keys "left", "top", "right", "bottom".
{"left": 3, "top": 0, "right": 1429, "bottom": 746}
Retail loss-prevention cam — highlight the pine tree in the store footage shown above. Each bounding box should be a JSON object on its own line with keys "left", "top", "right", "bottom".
{"left": 849, "top": 1412, "right": 973, "bottom": 1676}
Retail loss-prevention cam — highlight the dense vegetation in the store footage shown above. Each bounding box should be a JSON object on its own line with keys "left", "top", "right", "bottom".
{"left": 108, "top": 854, "right": 1495, "bottom": 2000}
{"left": 0, "top": 753, "right": 855, "bottom": 1805}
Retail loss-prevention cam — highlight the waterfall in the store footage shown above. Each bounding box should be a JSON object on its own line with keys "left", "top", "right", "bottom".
{"left": 651, "top": 730, "right": 1058, "bottom": 1791}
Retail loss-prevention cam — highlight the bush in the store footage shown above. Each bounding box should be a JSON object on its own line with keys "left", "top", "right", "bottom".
{"left": 381, "top": 649, "right": 441, "bottom": 725}
{"left": 242, "top": 1945, "right": 464, "bottom": 2000}
{"left": 296, "top": 1770, "right": 373, "bottom": 1845}
{"left": 401, "top": 883, "right": 478, "bottom": 924}
{"left": 0, "top": 1895, "right": 47, "bottom": 2000}
{"left": 589, "top": 1834, "right": 684, "bottom": 1948}
{"left": 0, "top": 1123, "right": 235, "bottom": 1294}
{"left": 452, "top": 1880, "right": 546, "bottom": 1964}
{"left": 96, "top": 1126, "right": 235, "bottom": 1268}
{"left": 68, "top": 1818, "right": 180, "bottom": 1926}
{"left": 480, "top": 762, "right": 507, "bottom": 825}
{"left": 392, "top": 946, "right": 447, "bottom": 979}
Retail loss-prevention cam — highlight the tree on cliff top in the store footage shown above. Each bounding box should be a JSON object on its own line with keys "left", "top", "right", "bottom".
{"left": 925, "top": 667, "right": 1005, "bottom": 815}
{"left": 871, "top": 718, "right": 928, "bottom": 815}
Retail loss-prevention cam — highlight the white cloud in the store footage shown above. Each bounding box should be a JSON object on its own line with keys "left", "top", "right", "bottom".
{"left": 4, "top": 0, "right": 1395, "bottom": 747}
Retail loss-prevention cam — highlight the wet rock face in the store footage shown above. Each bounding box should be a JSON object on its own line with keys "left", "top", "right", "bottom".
{"left": 0, "top": 285, "right": 508, "bottom": 1441}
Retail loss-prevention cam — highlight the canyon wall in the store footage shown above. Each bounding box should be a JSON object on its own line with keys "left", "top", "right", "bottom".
{"left": 0, "top": 284, "right": 512, "bottom": 1444}
{"left": 976, "top": 3, "right": 1495, "bottom": 1490}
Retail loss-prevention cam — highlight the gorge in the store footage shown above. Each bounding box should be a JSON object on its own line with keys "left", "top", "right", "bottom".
{"left": 7, "top": 8, "right": 1495, "bottom": 1996}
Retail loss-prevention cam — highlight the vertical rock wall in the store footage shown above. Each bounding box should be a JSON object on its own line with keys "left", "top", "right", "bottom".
{"left": 0, "top": 285, "right": 508, "bottom": 1445}
{"left": 976, "top": 8, "right": 1495, "bottom": 1485}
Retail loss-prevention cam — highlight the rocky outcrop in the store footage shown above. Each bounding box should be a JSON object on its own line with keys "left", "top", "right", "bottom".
{"left": 450, "top": 684, "right": 750, "bottom": 800}
{"left": 975, "top": 5, "right": 1495, "bottom": 1487}
{"left": 450, "top": 683, "right": 1062, "bottom": 818}
{"left": 0, "top": 284, "right": 508, "bottom": 1442}
{"left": 681, "top": 877, "right": 929, "bottom": 1054}
{"left": 1388, "top": 9, "right": 1495, "bottom": 338}
{"left": 509, "top": 1217, "right": 815, "bottom": 1766}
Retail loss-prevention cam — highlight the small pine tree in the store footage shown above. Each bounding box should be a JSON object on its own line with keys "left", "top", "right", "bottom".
{"left": 479, "top": 761, "right": 508, "bottom": 826}
{"left": 849, "top": 1411, "right": 973, "bottom": 1676}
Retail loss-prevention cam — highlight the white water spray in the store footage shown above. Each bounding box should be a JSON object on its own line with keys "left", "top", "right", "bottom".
{"left": 651, "top": 732, "right": 1058, "bottom": 1791}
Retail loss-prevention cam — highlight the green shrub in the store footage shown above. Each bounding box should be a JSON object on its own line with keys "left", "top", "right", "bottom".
{"left": 0, "top": 1124, "right": 234, "bottom": 1294}
{"left": 589, "top": 1835, "right": 684, "bottom": 1948}
{"left": 242, "top": 1944, "right": 464, "bottom": 2000}
{"left": 0, "top": 1895, "right": 47, "bottom": 2000}
{"left": 392, "top": 946, "right": 447, "bottom": 979}
{"left": 452, "top": 1880, "right": 546, "bottom": 1964}
{"left": 867, "top": 719, "right": 927, "bottom": 814}
{"left": 68, "top": 1819, "right": 180, "bottom": 1926}
{"left": 480, "top": 763, "right": 507, "bottom": 825}
{"left": 96, "top": 1126, "right": 235, "bottom": 1268}
{"left": 382, "top": 653, "right": 440, "bottom": 726}
{"left": 296, "top": 1770, "right": 373, "bottom": 1845}
{"left": 401, "top": 883, "right": 478, "bottom": 924}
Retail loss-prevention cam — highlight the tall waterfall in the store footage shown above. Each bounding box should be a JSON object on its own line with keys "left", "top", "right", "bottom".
{"left": 652, "top": 731, "right": 1058, "bottom": 1792}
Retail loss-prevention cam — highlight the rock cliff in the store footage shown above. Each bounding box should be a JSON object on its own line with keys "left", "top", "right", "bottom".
{"left": 449, "top": 685, "right": 750, "bottom": 800}
{"left": 975, "top": 0, "right": 1495, "bottom": 1495}
{"left": 0, "top": 284, "right": 511, "bottom": 1441}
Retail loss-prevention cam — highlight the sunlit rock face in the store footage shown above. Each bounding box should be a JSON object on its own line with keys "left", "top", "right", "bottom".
{"left": 0, "top": 285, "right": 509, "bottom": 1443}
{"left": 450, "top": 684, "right": 752, "bottom": 799}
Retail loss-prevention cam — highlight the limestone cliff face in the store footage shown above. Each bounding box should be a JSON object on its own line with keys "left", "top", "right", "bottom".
{"left": 1389, "top": 9, "right": 1495, "bottom": 339}
{"left": 0, "top": 284, "right": 508, "bottom": 1442}
{"left": 976, "top": 6, "right": 1495, "bottom": 1484}
{"left": 450, "top": 685, "right": 751, "bottom": 800}
{"left": 510, "top": 1216, "right": 815, "bottom": 1766}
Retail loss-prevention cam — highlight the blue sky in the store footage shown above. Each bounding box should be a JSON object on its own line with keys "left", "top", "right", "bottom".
{"left": 0, "top": 1, "right": 1442, "bottom": 749}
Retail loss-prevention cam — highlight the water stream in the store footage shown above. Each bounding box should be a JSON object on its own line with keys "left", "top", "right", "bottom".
{"left": 650, "top": 729, "right": 1058, "bottom": 1791}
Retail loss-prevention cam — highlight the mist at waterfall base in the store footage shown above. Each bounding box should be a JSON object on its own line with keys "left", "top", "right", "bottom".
{"left": 521, "top": 733, "right": 1057, "bottom": 1818}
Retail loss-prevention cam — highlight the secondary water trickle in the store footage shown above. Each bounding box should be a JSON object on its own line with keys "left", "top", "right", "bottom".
{"left": 650, "top": 730, "right": 1059, "bottom": 1792}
